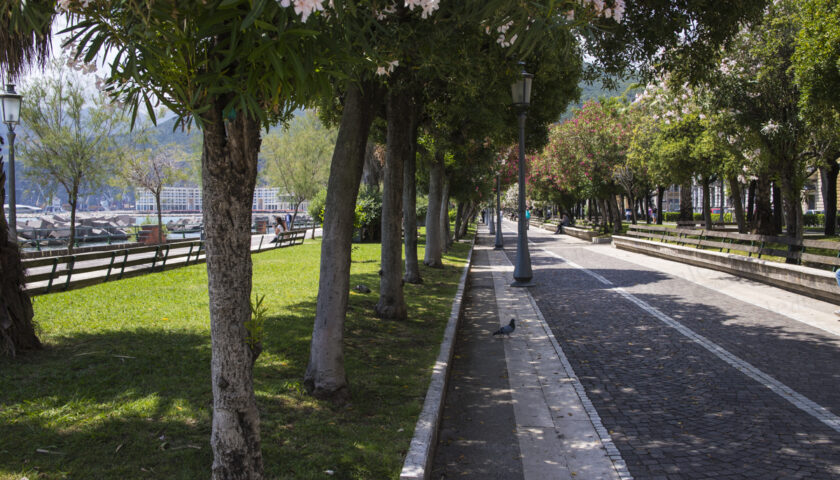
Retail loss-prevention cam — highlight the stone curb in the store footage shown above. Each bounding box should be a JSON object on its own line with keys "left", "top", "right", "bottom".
{"left": 399, "top": 233, "right": 477, "bottom": 480}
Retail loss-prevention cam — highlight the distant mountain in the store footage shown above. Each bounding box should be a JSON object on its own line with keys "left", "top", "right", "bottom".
{"left": 560, "top": 75, "right": 640, "bottom": 121}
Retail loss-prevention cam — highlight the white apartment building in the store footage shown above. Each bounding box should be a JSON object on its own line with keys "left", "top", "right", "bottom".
{"left": 136, "top": 187, "right": 306, "bottom": 212}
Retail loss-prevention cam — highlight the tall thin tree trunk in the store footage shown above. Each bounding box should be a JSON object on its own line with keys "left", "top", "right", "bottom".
{"left": 701, "top": 176, "right": 712, "bottom": 229}
{"left": 424, "top": 153, "right": 444, "bottom": 267}
{"left": 0, "top": 156, "right": 40, "bottom": 357}
{"left": 403, "top": 103, "right": 422, "bottom": 284}
{"left": 454, "top": 202, "right": 464, "bottom": 241}
{"left": 156, "top": 192, "right": 164, "bottom": 243}
{"left": 202, "top": 99, "right": 264, "bottom": 480}
{"left": 728, "top": 177, "right": 746, "bottom": 233}
{"left": 719, "top": 178, "right": 726, "bottom": 225}
{"left": 679, "top": 180, "right": 693, "bottom": 221}
{"left": 656, "top": 186, "right": 664, "bottom": 225}
{"left": 820, "top": 162, "right": 839, "bottom": 236}
{"left": 376, "top": 88, "right": 409, "bottom": 321}
{"left": 747, "top": 180, "right": 756, "bottom": 224}
{"left": 69, "top": 189, "right": 78, "bottom": 253}
{"left": 609, "top": 194, "right": 623, "bottom": 234}
{"left": 306, "top": 82, "right": 379, "bottom": 401}
{"left": 754, "top": 174, "right": 774, "bottom": 234}
{"left": 440, "top": 178, "right": 452, "bottom": 251}
{"left": 772, "top": 182, "right": 784, "bottom": 234}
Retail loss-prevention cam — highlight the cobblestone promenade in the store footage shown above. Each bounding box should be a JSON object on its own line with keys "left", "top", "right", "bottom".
{"left": 434, "top": 220, "right": 840, "bottom": 480}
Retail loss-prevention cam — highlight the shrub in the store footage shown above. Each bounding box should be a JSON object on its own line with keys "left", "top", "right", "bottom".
{"left": 308, "top": 189, "right": 327, "bottom": 224}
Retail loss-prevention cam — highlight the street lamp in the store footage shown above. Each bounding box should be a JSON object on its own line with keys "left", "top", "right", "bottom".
{"left": 510, "top": 63, "right": 533, "bottom": 287}
{"left": 488, "top": 203, "right": 496, "bottom": 235}
{"left": 1, "top": 83, "right": 22, "bottom": 239}
{"left": 494, "top": 169, "right": 504, "bottom": 249}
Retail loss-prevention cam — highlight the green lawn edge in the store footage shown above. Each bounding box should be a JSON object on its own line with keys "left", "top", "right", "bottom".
{"left": 0, "top": 228, "right": 474, "bottom": 480}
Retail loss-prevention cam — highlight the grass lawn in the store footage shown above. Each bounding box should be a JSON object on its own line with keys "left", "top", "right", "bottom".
{"left": 0, "top": 232, "right": 472, "bottom": 479}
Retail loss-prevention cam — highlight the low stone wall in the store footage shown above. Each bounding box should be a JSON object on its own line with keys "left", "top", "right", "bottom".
{"left": 613, "top": 236, "right": 839, "bottom": 303}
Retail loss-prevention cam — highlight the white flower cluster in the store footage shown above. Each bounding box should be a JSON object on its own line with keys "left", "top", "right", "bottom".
{"left": 280, "top": 0, "right": 325, "bottom": 22}
{"left": 580, "top": 0, "right": 626, "bottom": 22}
{"left": 404, "top": 0, "right": 440, "bottom": 19}
{"left": 760, "top": 120, "right": 781, "bottom": 136}
{"left": 375, "top": 60, "right": 400, "bottom": 77}
{"left": 57, "top": 0, "right": 93, "bottom": 12}
{"left": 491, "top": 21, "right": 517, "bottom": 48}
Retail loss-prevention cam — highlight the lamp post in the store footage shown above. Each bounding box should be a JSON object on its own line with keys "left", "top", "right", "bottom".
{"left": 510, "top": 63, "right": 533, "bottom": 287}
{"left": 494, "top": 171, "right": 504, "bottom": 249}
{"left": 1, "top": 84, "right": 22, "bottom": 239}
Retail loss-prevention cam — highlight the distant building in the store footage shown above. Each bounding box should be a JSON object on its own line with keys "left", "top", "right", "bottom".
{"left": 136, "top": 186, "right": 307, "bottom": 213}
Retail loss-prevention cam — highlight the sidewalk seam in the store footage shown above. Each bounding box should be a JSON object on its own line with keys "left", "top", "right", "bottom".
{"left": 524, "top": 287, "right": 634, "bottom": 480}
{"left": 399, "top": 233, "right": 476, "bottom": 480}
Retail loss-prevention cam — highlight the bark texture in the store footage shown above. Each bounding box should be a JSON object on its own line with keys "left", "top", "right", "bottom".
{"left": 402, "top": 102, "right": 422, "bottom": 284}
{"left": 819, "top": 162, "right": 839, "bottom": 236}
{"left": 0, "top": 156, "right": 40, "bottom": 357}
{"left": 423, "top": 153, "right": 444, "bottom": 268}
{"left": 441, "top": 179, "right": 452, "bottom": 250}
{"left": 728, "top": 177, "right": 747, "bottom": 233}
{"left": 679, "top": 180, "right": 694, "bottom": 221}
{"left": 753, "top": 174, "right": 775, "bottom": 234}
{"left": 305, "top": 82, "right": 379, "bottom": 402}
{"left": 375, "top": 90, "right": 409, "bottom": 321}
{"left": 202, "top": 100, "right": 264, "bottom": 480}
{"left": 656, "top": 186, "right": 664, "bottom": 225}
{"left": 701, "top": 176, "right": 712, "bottom": 229}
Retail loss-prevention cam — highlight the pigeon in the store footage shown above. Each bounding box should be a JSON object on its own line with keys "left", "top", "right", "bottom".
{"left": 492, "top": 318, "right": 516, "bottom": 337}
{"left": 353, "top": 284, "right": 371, "bottom": 293}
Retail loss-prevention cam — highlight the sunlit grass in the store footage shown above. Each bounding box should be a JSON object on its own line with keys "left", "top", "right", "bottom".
{"left": 0, "top": 228, "right": 472, "bottom": 479}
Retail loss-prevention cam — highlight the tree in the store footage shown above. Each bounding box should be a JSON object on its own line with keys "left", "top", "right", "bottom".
{"left": 263, "top": 111, "right": 336, "bottom": 228}
{"left": 0, "top": 0, "right": 55, "bottom": 357}
{"left": 20, "top": 61, "right": 124, "bottom": 252}
{"left": 63, "top": 1, "right": 332, "bottom": 475}
{"left": 0, "top": 137, "right": 40, "bottom": 356}
{"left": 122, "top": 140, "right": 186, "bottom": 238}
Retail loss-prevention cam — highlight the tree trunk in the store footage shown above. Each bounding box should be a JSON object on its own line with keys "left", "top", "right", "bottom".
{"left": 772, "top": 182, "right": 784, "bottom": 234}
{"left": 656, "top": 186, "right": 664, "bottom": 225}
{"left": 719, "top": 178, "right": 726, "bottom": 225}
{"left": 362, "top": 142, "right": 382, "bottom": 191}
{"left": 69, "top": 185, "right": 78, "bottom": 253}
{"left": 454, "top": 202, "right": 464, "bottom": 241}
{"left": 753, "top": 174, "right": 774, "bottom": 234}
{"left": 609, "top": 194, "right": 623, "bottom": 234}
{"left": 599, "top": 198, "right": 609, "bottom": 233}
{"left": 375, "top": 89, "right": 409, "bottom": 321}
{"left": 423, "top": 152, "right": 444, "bottom": 268}
{"left": 403, "top": 103, "right": 422, "bottom": 285}
{"left": 305, "top": 82, "right": 379, "bottom": 402}
{"left": 629, "top": 195, "right": 637, "bottom": 224}
{"left": 728, "top": 177, "right": 747, "bottom": 233}
{"left": 780, "top": 174, "right": 804, "bottom": 264}
{"left": 155, "top": 191, "right": 164, "bottom": 243}
{"left": 679, "top": 179, "right": 693, "bottom": 221}
{"left": 201, "top": 99, "right": 264, "bottom": 479}
{"left": 440, "top": 178, "right": 452, "bottom": 251}
{"left": 701, "top": 176, "right": 712, "bottom": 229}
{"left": 458, "top": 201, "right": 473, "bottom": 239}
{"left": 820, "top": 162, "right": 839, "bottom": 236}
{"left": 0, "top": 156, "right": 40, "bottom": 357}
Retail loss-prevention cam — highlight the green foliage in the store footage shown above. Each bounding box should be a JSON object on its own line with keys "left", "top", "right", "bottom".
{"left": 355, "top": 186, "right": 382, "bottom": 241}
{"left": 308, "top": 189, "right": 328, "bottom": 224}
{"left": 415, "top": 195, "right": 429, "bottom": 224}
{"left": 794, "top": 0, "right": 840, "bottom": 120}
{"left": 804, "top": 213, "right": 825, "bottom": 227}
{"left": 263, "top": 111, "right": 336, "bottom": 211}
{"left": 0, "top": 239, "right": 471, "bottom": 479}
{"left": 246, "top": 294, "right": 267, "bottom": 350}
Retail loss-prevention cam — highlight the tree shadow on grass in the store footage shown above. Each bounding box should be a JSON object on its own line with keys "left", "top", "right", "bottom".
{"left": 0, "top": 329, "right": 213, "bottom": 479}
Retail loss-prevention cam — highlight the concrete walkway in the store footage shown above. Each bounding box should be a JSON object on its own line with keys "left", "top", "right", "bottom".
{"left": 430, "top": 219, "right": 840, "bottom": 479}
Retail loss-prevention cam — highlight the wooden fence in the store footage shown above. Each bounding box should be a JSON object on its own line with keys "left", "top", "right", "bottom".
{"left": 24, "top": 229, "right": 307, "bottom": 296}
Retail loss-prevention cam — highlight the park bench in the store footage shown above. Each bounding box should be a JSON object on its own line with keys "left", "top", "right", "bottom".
{"left": 617, "top": 224, "right": 840, "bottom": 303}
{"left": 624, "top": 224, "right": 840, "bottom": 270}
